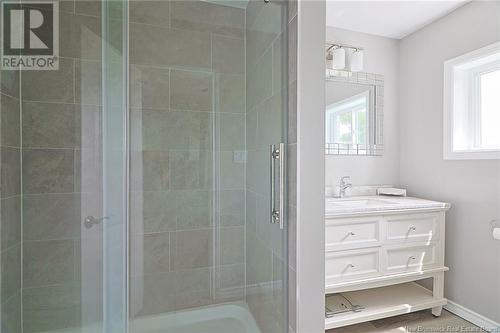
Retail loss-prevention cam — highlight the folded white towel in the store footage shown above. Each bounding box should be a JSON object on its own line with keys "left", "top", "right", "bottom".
{"left": 377, "top": 187, "right": 407, "bottom": 196}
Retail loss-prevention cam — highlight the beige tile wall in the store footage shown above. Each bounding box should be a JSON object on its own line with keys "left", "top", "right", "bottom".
{"left": 127, "top": 0, "right": 247, "bottom": 324}
{"left": 1, "top": 45, "right": 22, "bottom": 332}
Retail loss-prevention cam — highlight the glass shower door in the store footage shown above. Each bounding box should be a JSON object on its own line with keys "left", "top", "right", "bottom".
{"left": 126, "top": 0, "right": 289, "bottom": 332}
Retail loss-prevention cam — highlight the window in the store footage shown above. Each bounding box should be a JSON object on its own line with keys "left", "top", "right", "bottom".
{"left": 444, "top": 42, "right": 500, "bottom": 159}
{"left": 326, "top": 91, "right": 369, "bottom": 146}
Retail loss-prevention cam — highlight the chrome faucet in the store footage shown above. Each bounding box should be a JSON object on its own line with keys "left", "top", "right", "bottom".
{"left": 338, "top": 176, "right": 352, "bottom": 198}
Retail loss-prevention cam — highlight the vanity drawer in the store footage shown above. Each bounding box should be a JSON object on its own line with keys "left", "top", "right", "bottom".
{"left": 326, "top": 217, "right": 381, "bottom": 250}
{"left": 385, "top": 243, "right": 437, "bottom": 273}
{"left": 325, "top": 248, "right": 380, "bottom": 283}
{"left": 385, "top": 213, "right": 440, "bottom": 243}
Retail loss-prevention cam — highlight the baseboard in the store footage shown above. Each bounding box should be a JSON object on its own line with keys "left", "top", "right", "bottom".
{"left": 444, "top": 300, "right": 500, "bottom": 330}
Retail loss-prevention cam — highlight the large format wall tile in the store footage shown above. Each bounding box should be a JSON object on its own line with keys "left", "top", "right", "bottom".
{"left": 1, "top": 93, "right": 20, "bottom": 147}
{"left": 170, "top": 70, "right": 213, "bottom": 111}
{"left": 215, "top": 74, "right": 245, "bottom": 114}
{"left": 60, "top": 12, "right": 101, "bottom": 60}
{"left": 219, "top": 263, "right": 245, "bottom": 290}
{"left": 74, "top": 147, "right": 102, "bottom": 193}
{"left": 246, "top": 229, "right": 272, "bottom": 287}
{"left": 246, "top": 0, "right": 284, "bottom": 67}
{"left": 218, "top": 113, "right": 245, "bottom": 151}
{"left": 22, "top": 149, "right": 74, "bottom": 194}
{"left": 147, "top": 232, "right": 170, "bottom": 273}
{"left": 1, "top": 244, "right": 21, "bottom": 301}
{"left": 219, "top": 189, "right": 245, "bottom": 227}
{"left": 246, "top": 190, "right": 257, "bottom": 232}
{"left": 129, "top": 1, "right": 170, "bottom": 27}
{"left": 131, "top": 150, "right": 170, "bottom": 191}
{"left": 22, "top": 102, "right": 79, "bottom": 148}
{"left": 176, "top": 190, "right": 212, "bottom": 230}
{"left": 130, "top": 191, "right": 177, "bottom": 234}
{"left": 130, "top": 272, "right": 176, "bottom": 317}
{"left": 22, "top": 282, "right": 81, "bottom": 333}
{"left": 22, "top": 194, "right": 81, "bottom": 241}
{"left": 174, "top": 267, "right": 212, "bottom": 310}
{"left": 212, "top": 36, "right": 245, "bottom": 74}
{"left": 0, "top": 69, "right": 20, "bottom": 98}
{"left": 247, "top": 48, "right": 273, "bottom": 111}
{"left": 169, "top": 150, "right": 212, "bottom": 190}
{"left": 1, "top": 147, "right": 21, "bottom": 198}
{"left": 75, "top": 60, "right": 102, "bottom": 105}
{"left": 257, "top": 93, "right": 282, "bottom": 148}
{"left": 78, "top": 105, "right": 101, "bottom": 149}
{"left": 220, "top": 226, "right": 244, "bottom": 265}
{"left": 170, "top": 1, "right": 244, "bottom": 38}
{"left": 0, "top": 290, "right": 22, "bottom": 333}
{"left": 134, "top": 109, "right": 212, "bottom": 151}
{"left": 0, "top": 196, "right": 21, "bottom": 251}
{"left": 130, "top": 66, "right": 170, "bottom": 109}
{"left": 170, "top": 229, "right": 213, "bottom": 270}
{"left": 130, "top": 23, "right": 211, "bottom": 69}
{"left": 23, "top": 240, "right": 75, "bottom": 288}
{"left": 74, "top": 0, "right": 99, "bottom": 16}
{"left": 21, "top": 58, "right": 74, "bottom": 103}
{"left": 273, "top": 32, "right": 286, "bottom": 93}
{"left": 219, "top": 151, "right": 245, "bottom": 190}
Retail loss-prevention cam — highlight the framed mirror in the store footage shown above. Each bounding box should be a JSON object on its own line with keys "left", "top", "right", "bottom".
{"left": 325, "top": 71, "right": 384, "bottom": 155}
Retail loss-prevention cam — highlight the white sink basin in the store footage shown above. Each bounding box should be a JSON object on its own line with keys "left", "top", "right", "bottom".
{"left": 327, "top": 198, "right": 398, "bottom": 208}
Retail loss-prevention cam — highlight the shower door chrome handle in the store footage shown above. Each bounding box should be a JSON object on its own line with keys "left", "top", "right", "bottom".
{"left": 270, "top": 143, "right": 286, "bottom": 229}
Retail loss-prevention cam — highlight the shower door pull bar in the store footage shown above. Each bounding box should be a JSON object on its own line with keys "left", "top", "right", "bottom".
{"left": 270, "top": 143, "right": 286, "bottom": 229}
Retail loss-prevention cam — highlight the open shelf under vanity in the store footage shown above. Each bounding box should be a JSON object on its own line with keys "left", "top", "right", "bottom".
{"left": 325, "top": 282, "right": 447, "bottom": 329}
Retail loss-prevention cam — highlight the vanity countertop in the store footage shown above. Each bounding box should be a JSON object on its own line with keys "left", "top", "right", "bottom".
{"left": 326, "top": 195, "right": 450, "bottom": 217}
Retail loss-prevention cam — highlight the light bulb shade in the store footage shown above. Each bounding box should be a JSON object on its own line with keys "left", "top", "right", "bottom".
{"left": 350, "top": 50, "right": 364, "bottom": 72}
{"left": 331, "top": 47, "right": 346, "bottom": 70}
{"left": 326, "top": 51, "right": 334, "bottom": 69}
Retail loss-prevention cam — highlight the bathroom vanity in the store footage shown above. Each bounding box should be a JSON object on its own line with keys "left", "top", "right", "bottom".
{"left": 324, "top": 196, "right": 450, "bottom": 329}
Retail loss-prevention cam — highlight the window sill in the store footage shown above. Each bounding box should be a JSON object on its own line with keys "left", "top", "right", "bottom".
{"left": 443, "top": 149, "right": 500, "bottom": 160}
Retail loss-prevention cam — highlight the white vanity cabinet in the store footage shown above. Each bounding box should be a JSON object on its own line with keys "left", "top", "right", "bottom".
{"left": 324, "top": 198, "right": 450, "bottom": 330}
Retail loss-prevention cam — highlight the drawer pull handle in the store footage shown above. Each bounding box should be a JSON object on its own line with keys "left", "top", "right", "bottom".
{"left": 347, "top": 231, "right": 356, "bottom": 236}
{"left": 409, "top": 226, "right": 416, "bottom": 232}
{"left": 346, "top": 263, "right": 355, "bottom": 269}
{"left": 409, "top": 256, "right": 416, "bottom": 260}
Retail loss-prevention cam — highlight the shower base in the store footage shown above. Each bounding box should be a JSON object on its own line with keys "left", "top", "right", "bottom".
{"left": 37, "top": 302, "right": 261, "bottom": 333}
{"left": 130, "top": 302, "right": 262, "bottom": 333}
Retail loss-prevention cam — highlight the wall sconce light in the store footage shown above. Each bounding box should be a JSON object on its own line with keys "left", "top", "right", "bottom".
{"left": 326, "top": 43, "right": 364, "bottom": 73}
{"left": 350, "top": 49, "right": 364, "bottom": 72}
{"left": 331, "top": 47, "right": 346, "bottom": 70}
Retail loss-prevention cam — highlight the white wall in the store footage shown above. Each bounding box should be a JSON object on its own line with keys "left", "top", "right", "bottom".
{"left": 296, "top": 0, "right": 326, "bottom": 332}
{"left": 325, "top": 27, "right": 400, "bottom": 189}
{"left": 399, "top": 1, "right": 500, "bottom": 323}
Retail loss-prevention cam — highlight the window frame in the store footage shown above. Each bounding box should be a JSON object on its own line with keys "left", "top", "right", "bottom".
{"left": 326, "top": 90, "right": 370, "bottom": 145}
{"left": 443, "top": 41, "right": 500, "bottom": 160}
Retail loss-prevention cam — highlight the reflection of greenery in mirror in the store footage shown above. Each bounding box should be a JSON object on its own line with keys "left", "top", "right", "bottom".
{"left": 325, "top": 72, "right": 384, "bottom": 155}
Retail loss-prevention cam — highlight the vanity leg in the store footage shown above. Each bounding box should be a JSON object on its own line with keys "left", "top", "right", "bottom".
{"left": 432, "top": 272, "right": 444, "bottom": 317}
{"left": 432, "top": 306, "right": 443, "bottom": 317}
